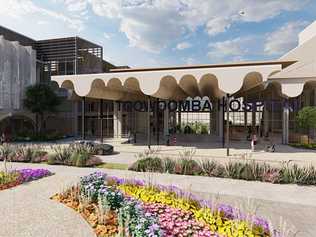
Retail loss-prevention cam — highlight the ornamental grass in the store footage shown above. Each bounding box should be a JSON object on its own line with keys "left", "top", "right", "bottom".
{"left": 52, "top": 172, "right": 283, "bottom": 237}
{"left": 129, "top": 151, "right": 316, "bottom": 185}
{"left": 0, "top": 144, "right": 48, "bottom": 163}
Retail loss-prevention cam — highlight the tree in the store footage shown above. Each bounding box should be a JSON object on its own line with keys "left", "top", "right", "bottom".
{"left": 296, "top": 106, "right": 316, "bottom": 144}
{"left": 23, "top": 84, "right": 61, "bottom": 133}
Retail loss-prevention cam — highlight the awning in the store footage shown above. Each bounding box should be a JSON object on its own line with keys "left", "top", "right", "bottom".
{"left": 52, "top": 60, "right": 313, "bottom": 100}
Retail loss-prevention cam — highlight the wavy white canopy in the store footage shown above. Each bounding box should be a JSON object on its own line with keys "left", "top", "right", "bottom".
{"left": 52, "top": 62, "right": 311, "bottom": 100}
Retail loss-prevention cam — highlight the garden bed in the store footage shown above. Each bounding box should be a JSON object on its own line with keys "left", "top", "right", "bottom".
{"left": 128, "top": 150, "right": 316, "bottom": 186}
{"left": 52, "top": 172, "right": 280, "bottom": 237}
{"left": 0, "top": 144, "right": 103, "bottom": 167}
{"left": 0, "top": 168, "right": 53, "bottom": 191}
{"left": 289, "top": 143, "right": 316, "bottom": 150}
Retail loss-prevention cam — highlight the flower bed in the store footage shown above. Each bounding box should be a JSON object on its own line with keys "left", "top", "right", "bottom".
{"left": 52, "top": 172, "right": 281, "bottom": 237}
{"left": 0, "top": 168, "right": 53, "bottom": 191}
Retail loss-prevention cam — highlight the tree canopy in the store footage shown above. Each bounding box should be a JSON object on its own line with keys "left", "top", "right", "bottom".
{"left": 296, "top": 106, "right": 316, "bottom": 131}
{"left": 24, "top": 84, "right": 61, "bottom": 115}
{"left": 23, "top": 84, "right": 61, "bottom": 132}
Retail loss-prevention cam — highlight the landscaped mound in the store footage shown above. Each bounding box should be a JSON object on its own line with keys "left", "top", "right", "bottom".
{"left": 0, "top": 144, "right": 103, "bottom": 167}
{"left": 52, "top": 172, "right": 280, "bottom": 237}
{"left": 0, "top": 168, "right": 52, "bottom": 190}
{"left": 0, "top": 145, "right": 48, "bottom": 163}
{"left": 129, "top": 150, "right": 316, "bottom": 185}
{"left": 47, "top": 144, "right": 103, "bottom": 167}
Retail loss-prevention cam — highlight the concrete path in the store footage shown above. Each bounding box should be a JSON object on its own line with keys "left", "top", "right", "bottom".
{"left": 103, "top": 141, "right": 316, "bottom": 166}
{"left": 15, "top": 138, "right": 316, "bottom": 166}
{"left": 97, "top": 144, "right": 316, "bottom": 168}
{"left": 1, "top": 162, "right": 316, "bottom": 237}
{"left": 0, "top": 165, "right": 97, "bottom": 237}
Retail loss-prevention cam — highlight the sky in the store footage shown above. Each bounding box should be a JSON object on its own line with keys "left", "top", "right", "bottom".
{"left": 0, "top": 0, "right": 315, "bottom": 68}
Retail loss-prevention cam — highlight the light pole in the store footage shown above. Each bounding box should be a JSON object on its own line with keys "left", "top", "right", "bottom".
{"left": 226, "top": 94, "right": 230, "bottom": 156}
{"left": 147, "top": 96, "right": 151, "bottom": 149}
{"left": 81, "top": 97, "right": 86, "bottom": 140}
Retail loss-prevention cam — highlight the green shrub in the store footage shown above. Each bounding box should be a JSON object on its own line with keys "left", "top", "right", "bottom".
{"left": 181, "top": 122, "right": 209, "bottom": 134}
{"left": 129, "top": 152, "right": 316, "bottom": 186}
{"left": 175, "top": 158, "right": 202, "bottom": 175}
{"left": 0, "top": 145, "right": 47, "bottom": 163}
{"left": 31, "top": 149, "right": 47, "bottom": 163}
{"left": 14, "top": 145, "right": 47, "bottom": 163}
{"left": 279, "top": 164, "right": 316, "bottom": 185}
{"left": 290, "top": 143, "right": 316, "bottom": 150}
{"left": 200, "top": 159, "right": 218, "bottom": 176}
{"left": 75, "top": 152, "right": 89, "bottom": 167}
{"left": 0, "top": 171, "right": 21, "bottom": 186}
{"left": 241, "top": 161, "right": 268, "bottom": 181}
{"left": 162, "top": 158, "right": 176, "bottom": 173}
{"left": 47, "top": 153, "right": 58, "bottom": 165}
{"left": 130, "top": 157, "right": 163, "bottom": 172}
{"left": 47, "top": 144, "right": 101, "bottom": 167}
{"left": 85, "top": 156, "right": 103, "bottom": 167}
{"left": 0, "top": 144, "right": 15, "bottom": 161}
{"left": 51, "top": 146, "right": 72, "bottom": 163}
{"left": 224, "top": 162, "right": 245, "bottom": 179}
{"left": 261, "top": 168, "right": 281, "bottom": 183}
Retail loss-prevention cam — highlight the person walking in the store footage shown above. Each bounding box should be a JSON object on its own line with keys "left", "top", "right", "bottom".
{"left": 0, "top": 132, "right": 6, "bottom": 145}
{"left": 251, "top": 134, "right": 257, "bottom": 152}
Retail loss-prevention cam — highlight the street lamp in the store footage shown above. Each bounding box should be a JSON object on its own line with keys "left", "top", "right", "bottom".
{"left": 226, "top": 94, "right": 230, "bottom": 156}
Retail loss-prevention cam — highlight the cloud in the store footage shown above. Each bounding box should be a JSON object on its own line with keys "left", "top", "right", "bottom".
{"left": 206, "top": 17, "right": 232, "bottom": 36}
{"left": 103, "top": 32, "right": 114, "bottom": 40}
{"left": 183, "top": 57, "right": 199, "bottom": 65}
{"left": 207, "top": 20, "right": 309, "bottom": 63}
{"left": 2, "top": 0, "right": 308, "bottom": 54}
{"left": 264, "top": 21, "right": 309, "bottom": 55}
{"left": 176, "top": 42, "right": 192, "bottom": 50}
{"left": 65, "top": 0, "right": 307, "bottom": 53}
{"left": 207, "top": 37, "right": 255, "bottom": 62}
{"left": 0, "top": 0, "right": 85, "bottom": 31}
{"left": 63, "top": 0, "right": 87, "bottom": 12}
{"left": 37, "top": 20, "right": 49, "bottom": 25}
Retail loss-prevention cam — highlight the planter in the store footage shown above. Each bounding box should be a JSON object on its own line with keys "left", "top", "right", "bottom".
{"left": 300, "top": 135, "right": 309, "bottom": 144}
{"left": 0, "top": 180, "right": 22, "bottom": 191}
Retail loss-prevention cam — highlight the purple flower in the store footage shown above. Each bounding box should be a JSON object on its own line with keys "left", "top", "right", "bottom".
{"left": 17, "top": 168, "right": 52, "bottom": 182}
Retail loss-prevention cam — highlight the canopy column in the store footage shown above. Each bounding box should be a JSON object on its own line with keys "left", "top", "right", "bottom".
{"left": 164, "top": 101, "right": 169, "bottom": 137}
{"left": 282, "top": 100, "right": 289, "bottom": 144}
{"left": 73, "top": 101, "right": 79, "bottom": 137}
{"left": 147, "top": 97, "right": 151, "bottom": 149}
{"left": 313, "top": 89, "right": 316, "bottom": 138}
{"left": 226, "top": 94, "right": 230, "bottom": 156}
{"left": 252, "top": 106, "right": 256, "bottom": 132}
{"left": 99, "top": 99, "right": 104, "bottom": 143}
{"left": 216, "top": 99, "right": 224, "bottom": 145}
{"left": 244, "top": 110, "right": 248, "bottom": 128}
{"left": 177, "top": 111, "right": 181, "bottom": 133}
{"left": 81, "top": 97, "right": 86, "bottom": 140}
{"left": 113, "top": 102, "right": 122, "bottom": 138}
{"left": 263, "top": 102, "right": 269, "bottom": 137}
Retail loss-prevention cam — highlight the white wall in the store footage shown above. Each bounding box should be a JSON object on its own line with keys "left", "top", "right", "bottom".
{"left": 0, "top": 36, "right": 36, "bottom": 112}
{"left": 299, "top": 21, "right": 316, "bottom": 46}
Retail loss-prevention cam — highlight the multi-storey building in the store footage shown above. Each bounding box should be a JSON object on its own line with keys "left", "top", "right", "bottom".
{"left": 0, "top": 25, "right": 118, "bottom": 138}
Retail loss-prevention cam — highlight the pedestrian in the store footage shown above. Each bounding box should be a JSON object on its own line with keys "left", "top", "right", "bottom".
{"left": 1, "top": 132, "right": 6, "bottom": 145}
{"left": 251, "top": 134, "right": 257, "bottom": 152}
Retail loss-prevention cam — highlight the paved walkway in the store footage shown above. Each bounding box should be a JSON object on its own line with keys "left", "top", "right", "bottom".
{"left": 0, "top": 162, "right": 316, "bottom": 237}
{"left": 15, "top": 138, "right": 316, "bottom": 165}
{"left": 105, "top": 142, "right": 316, "bottom": 166}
